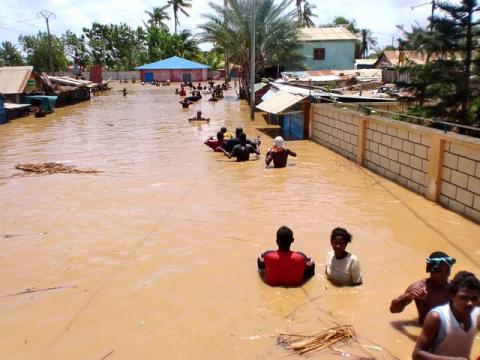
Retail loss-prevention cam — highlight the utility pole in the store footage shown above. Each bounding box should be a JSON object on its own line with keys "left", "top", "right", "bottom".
{"left": 410, "top": 1, "right": 436, "bottom": 63}
{"left": 224, "top": 0, "right": 230, "bottom": 83}
{"left": 249, "top": 0, "right": 256, "bottom": 120}
{"left": 37, "top": 10, "right": 55, "bottom": 75}
{"left": 410, "top": 0, "right": 436, "bottom": 30}
{"left": 102, "top": 34, "right": 107, "bottom": 81}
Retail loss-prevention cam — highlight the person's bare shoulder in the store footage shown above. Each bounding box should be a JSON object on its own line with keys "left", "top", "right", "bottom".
{"left": 406, "top": 279, "right": 427, "bottom": 292}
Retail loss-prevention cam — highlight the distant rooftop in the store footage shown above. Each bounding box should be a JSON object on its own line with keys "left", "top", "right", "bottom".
{"left": 355, "top": 59, "right": 378, "bottom": 65}
{"left": 375, "top": 51, "right": 462, "bottom": 67}
{"left": 298, "top": 27, "right": 357, "bottom": 42}
{"left": 136, "top": 56, "right": 210, "bottom": 70}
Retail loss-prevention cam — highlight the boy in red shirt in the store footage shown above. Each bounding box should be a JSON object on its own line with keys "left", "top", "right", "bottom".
{"left": 258, "top": 226, "right": 315, "bottom": 286}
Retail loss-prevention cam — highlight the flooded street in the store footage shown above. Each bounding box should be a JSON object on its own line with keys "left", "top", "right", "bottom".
{"left": 0, "top": 82, "right": 479, "bottom": 359}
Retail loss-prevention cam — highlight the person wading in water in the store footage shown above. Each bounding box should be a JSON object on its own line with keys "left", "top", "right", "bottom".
{"left": 222, "top": 132, "right": 259, "bottom": 162}
{"left": 325, "top": 227, "right": 362, "bottom": 286}
{"left": 413, "top": 271, "right": 479, "bottom": 360}
{"left": 390, "top": 251, "right": 456, "bottom": 325}
{"left": 265, "top": 136, "right": 297, "bottom": 168}
{"left": 257, "top": 226, "right": 315, "bottom": 286}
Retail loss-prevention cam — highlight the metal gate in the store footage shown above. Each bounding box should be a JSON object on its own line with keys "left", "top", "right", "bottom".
{"left": 144, "top": 72, "right": 153, "bottom": 82}
{"left": 182, "top": 73, "right": 192, "bottom": 82}
{"left": 281, "top": 111, "right": 304, "bottom": 140}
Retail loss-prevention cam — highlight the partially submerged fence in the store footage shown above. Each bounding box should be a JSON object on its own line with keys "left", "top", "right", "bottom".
{"left": 310, "top": 103, "right": 480, "bottom": 223}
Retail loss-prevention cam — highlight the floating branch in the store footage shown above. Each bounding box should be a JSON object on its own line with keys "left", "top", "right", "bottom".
{"left": 15, "top": 163, "right": 100, "bottom": 175}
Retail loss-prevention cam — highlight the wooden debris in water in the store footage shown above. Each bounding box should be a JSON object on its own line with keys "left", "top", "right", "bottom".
{"left": 278, "top": 325, "right": 356, "bottom": 356}
{"left": 15, "top": 163, "right": 100, "bottom": 175}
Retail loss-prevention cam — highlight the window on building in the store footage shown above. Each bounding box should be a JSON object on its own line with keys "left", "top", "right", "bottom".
{"left": 313, "top": 48, "right": 325, "bottom": 60}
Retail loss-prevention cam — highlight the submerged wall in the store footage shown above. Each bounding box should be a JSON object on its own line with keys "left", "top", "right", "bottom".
{"left": 310, "top": 103, "right": 480, "bottom": 223}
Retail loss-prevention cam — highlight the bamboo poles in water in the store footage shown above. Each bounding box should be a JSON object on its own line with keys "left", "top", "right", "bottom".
{"left": 278, "top": 325, "right": 358, "bottom": 357}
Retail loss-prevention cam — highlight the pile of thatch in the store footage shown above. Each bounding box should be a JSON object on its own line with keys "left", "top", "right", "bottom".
{"left": 278, "top": 325, "right": 356, "bottom": 357}
{"left": 15, "top": 163, "right": 100, "bottom": 175}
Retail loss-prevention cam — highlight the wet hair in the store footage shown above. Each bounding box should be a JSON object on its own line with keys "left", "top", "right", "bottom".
{"left": 426, "top": 251, "right": 456, "bottom": 273}
{"left": 238, "top": 132, "right": 247, "bottom": 143}
{"left": 235, "top": 127, "right": 243, "bottom": 136}
{"left": 220, "top": 127, "right": 227, "bottom": 133}
{"left": 216, "top": 131, "right": 224, "bottom": 140}
{"left": 449, "top": 271, "right": 480, "bottom": 294}
{"left": 276, "top": 226, "right": 294, "bottom": 250}
{"left": 330, "top": 227, "right": 352, "bottom": 244}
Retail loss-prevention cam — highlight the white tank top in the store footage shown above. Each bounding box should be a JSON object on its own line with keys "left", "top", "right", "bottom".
{"left": 431, "top": 303, "right": 480, "bottom": 358}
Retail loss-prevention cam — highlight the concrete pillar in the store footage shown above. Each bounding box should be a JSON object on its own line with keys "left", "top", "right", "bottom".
{"left": 356, "top": 117, "right": 368, "bottom": 165}
{"left": 426, "top": 135, "right": 445, "bottom": 202}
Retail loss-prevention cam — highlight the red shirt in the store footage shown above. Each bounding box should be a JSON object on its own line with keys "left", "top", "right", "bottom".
{"left": 204, "top": 139, "right": 224, "bottom": 152}
{"left": 262, "top": 250, "right": 308, "bottom": 286}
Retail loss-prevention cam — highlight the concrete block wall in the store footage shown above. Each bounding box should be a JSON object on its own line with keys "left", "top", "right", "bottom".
{"left": 364, "top": 121, "right": 430, "bottom": 194}
{"left": 311, "top": 106, "right": 359, "bottom": 162}
{"left": 439, "top": 142, "right": 480, "bottom": 221}
{"left": 310, "top": 103, "right": 480, "bottom": 223}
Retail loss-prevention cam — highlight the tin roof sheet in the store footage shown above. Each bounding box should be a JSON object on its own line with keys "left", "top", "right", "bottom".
{"left": 299, "top": 27, "right": 357, "bottom": 41}
{"left": 256, "top": 91, "right": 306, "bottom": 114}
{"left": 136, "top": 56, "right": 210, "bottom": 70}
{"left": 0, "top": 66, "right": 33, "bottom": 94}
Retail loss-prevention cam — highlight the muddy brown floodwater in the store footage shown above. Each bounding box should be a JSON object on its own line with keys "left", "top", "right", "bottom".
{"left": 0, "top": 82, "right": 479, "bottom": 360}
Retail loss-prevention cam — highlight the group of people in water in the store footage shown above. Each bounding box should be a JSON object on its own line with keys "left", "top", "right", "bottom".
{"left": 177, "top": 81, "right": 229, "bottom": 108}
{"left": 204, "top": 127, "right": 297, "bottom": 167}
{"left": 258, "top": 225, "right": 479, "bottom": 359}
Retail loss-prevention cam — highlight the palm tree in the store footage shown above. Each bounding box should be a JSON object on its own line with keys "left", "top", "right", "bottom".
{"left": 196, "top": 50, "right": 223, "bottom": 71}
{"left": 167, "top": 0, "right": 192, "bottom": 35}
{"left": 144, "top": 6, "right": 170, "bottom": 29}
{"left": 301, "top": 1, "right": 317, "bottom": 28}
{"left": 359, "top": 29, "right": 377, "bottom": 58}
{"left": 200, "top": 0, "right": 304, "bottom": 101}
{"left": 296, "top": 0, "right": 303, "bottom": 23}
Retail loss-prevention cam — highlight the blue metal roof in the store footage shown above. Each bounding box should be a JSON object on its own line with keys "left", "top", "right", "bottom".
{"left": 136, "top": 56, "right": 210, "bottom": 70}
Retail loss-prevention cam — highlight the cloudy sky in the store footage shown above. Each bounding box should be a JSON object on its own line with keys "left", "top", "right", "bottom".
{"left": 1, "top": 0, "right": 435, "bottom": 52}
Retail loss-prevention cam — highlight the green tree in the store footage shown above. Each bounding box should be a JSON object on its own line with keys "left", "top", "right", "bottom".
{"left": 145, "top": 27, "right": 199, "bottom": 62}
{"left": 63, "top": 30, "right": 91, "bottom": 70}
{"left": 400, "top": 0, "right": 480, "bottom": 125}
{"left": 144, "top": 6, "right": 171, "bottom": 29}
{"left": 200, "top": 0, "right": 303, "bottom": 101}
{"left": 301, "top": 1, "right": 317, "bottom": 28}
{"left": 196, "top": 49, "right": 223, "bottom": 70}
{"left": 83, "top": 22, "right": 146, "bottom": 70}
{"left": 0, "top": 41, "right": 24, "bottom": 66}
{"left": 332, "top": 16, "right": 359, "bottom": 34}
{"left": 167, "top": 0, "right": 192, "bottom": 35}
{"left": 19, "top": 32, "right": 68, "bottom": 72}
{"left": 83, "top": 23, "right": 115, "bottom": 67}
{"left": 295, "top": 0, "right": 316, "bottom": 27}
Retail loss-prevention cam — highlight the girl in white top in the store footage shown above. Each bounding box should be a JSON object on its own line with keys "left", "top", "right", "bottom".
{"left": 325, "top": 227, "right": 362, "bottom": 286}
{"left": 413, "top": 271, "right": 480, "bottom": 360}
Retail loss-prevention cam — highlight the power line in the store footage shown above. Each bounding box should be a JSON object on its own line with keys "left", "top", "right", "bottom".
{"left": 1, "top": 15, "right": 43, "bottom": 29}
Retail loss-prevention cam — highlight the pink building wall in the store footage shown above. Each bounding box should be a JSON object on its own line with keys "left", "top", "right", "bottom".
{"left": 140, "top": 69, "right": 208, "bottom": 82}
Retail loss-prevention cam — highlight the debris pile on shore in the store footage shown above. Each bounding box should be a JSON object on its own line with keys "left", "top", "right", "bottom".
{"left": 278, "top": 325, "right": 357, "bottom": 357}
{"left": 15, "top": 163, "right": 100, "bottom": 175}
